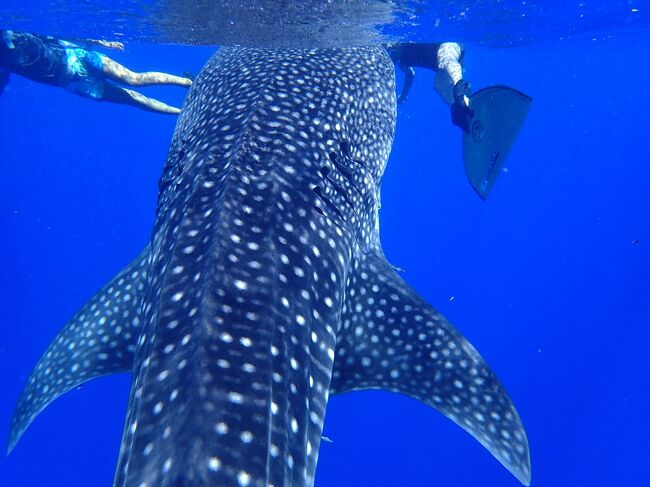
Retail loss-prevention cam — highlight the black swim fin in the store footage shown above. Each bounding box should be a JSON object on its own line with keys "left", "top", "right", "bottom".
{"left": 462, "top": 85, "right": 532, "bottom": 199}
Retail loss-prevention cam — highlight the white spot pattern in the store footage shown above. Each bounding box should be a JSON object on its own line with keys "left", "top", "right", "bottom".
{"left": 9, "top": 45, "right": 529, "bottom": 487}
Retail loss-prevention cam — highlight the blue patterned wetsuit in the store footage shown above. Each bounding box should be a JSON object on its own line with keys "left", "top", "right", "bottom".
{"left": 61, "top": 45, "right": 106, "bottom": 98}
{"left": 0, "top": 30, "right": 106, "bottom": 99}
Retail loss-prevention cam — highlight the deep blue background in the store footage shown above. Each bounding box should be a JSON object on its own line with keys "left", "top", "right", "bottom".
{"left": 1, "top": 34, "right": 649, "bottom": 486}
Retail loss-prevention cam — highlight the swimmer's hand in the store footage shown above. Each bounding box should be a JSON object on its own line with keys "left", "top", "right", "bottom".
{"left": 97, "top": 40, "right": 125, "bottom": 51}
{"left": 451, "top": 79, "right": 473, "bottom": 133}
{"left": 79, "top": 38, "right": 125, "bottom": 51}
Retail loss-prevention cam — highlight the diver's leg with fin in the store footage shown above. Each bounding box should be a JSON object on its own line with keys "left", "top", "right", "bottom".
{"left": 460, "top": 84, "right": 532, "bottom": 199}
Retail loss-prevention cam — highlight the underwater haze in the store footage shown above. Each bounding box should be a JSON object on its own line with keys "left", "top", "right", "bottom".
{"left": 1, "top": 1, "right": 649, "bottom": 486}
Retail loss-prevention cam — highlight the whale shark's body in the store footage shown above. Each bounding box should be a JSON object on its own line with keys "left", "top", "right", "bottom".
{"left": 8, "top": 47, "right": 531, "bottom": 486}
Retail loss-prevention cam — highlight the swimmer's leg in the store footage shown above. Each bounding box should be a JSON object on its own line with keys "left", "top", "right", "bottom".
{"left": 101, "top": 56, "right": 192, "bottom": 87}
{"left": 397, "top": 64, "right": 415, "bottom": 105}
{"left": 101, "top": 83, "right": 181, "bottom": 114}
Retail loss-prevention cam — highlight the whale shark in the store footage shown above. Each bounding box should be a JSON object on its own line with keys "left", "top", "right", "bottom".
{"left": 8, "top": 46, "right": 531, "bottom": 486}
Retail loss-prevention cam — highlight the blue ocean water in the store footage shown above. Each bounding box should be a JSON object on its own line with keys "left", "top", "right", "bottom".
{"left": 1, "top": 2, "right": 649, "bottom": 486}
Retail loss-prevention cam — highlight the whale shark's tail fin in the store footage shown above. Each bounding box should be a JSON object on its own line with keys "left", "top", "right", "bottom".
{"left": 463, "top": 85, "right": 532, "bottom": 199}
{"left": 331, "top": 247, "right": 531, "bottom": 485}
{"left": 7, "top": 246, "right": 150, "bottom": 454}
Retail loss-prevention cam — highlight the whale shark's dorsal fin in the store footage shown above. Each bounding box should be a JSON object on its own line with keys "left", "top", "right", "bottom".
{"left": 7, "top": 246, "right": 150, "bottom": 454}
{"left": 330, "top": 246, "right": 531, "bottom": 485}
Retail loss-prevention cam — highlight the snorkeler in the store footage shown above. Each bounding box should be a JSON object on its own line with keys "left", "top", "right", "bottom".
{"left": 0, "top": 29, "right": 192, "bottom": 114}
{"left": 387, "top": 42, "right": 473, "bottom": 132}
{"left": 387, "top": 41, "right": 532, "bottom": 199}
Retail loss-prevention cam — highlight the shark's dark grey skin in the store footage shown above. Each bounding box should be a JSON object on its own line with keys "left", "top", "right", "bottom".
{"left": 8, "top": 47, "right": 531, "bottom": 486}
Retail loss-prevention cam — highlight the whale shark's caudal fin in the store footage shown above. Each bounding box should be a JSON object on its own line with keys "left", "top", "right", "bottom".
{"left": 330, "top": 246, "right": 531, "bottom": 485}
{"left": 7, "top": 247, "right": 150, "bottom": 454}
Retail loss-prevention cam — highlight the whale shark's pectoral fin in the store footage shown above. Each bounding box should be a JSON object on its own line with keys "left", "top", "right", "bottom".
{"left": 331, "top": 248, "right": 531, "bottom": 485}
{"left": 7, "top": 246, "right": 151, "bottom": 454}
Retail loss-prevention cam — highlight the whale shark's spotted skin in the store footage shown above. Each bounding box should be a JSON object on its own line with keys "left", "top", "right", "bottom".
{"left": 8, "top": 47, "right": 531, "bottom": 486}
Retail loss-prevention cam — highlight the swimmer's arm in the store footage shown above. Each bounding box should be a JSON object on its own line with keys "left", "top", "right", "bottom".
{"left": 65, "top": 38, "right": 125, "bottom": 51}
{"left": 84, "top": 39, "right": 125, "bottom": 51}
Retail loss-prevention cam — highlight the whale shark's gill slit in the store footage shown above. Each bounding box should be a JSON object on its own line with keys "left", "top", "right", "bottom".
{"left": 158, "top": 151, "right": 184, "bottom": 194}
{"left": 340, "top": 140, "right": 352, "bottom": 158}
{"left": 325, "top": 175, "right": 355, "bottom": 209}
{"left": 157, "top": 138, "right": 196, "bottom": 198}
{"left": 319, "top": 159, "right": 362, "bottom": 222}
{"left": 312, "top": 185, "right": 344, "bottom": 221}
{"left": 334, "top": 161, "right": 362, "bottom": 194}
{"left": 335, "top": 142, "right": 367, "bottom": 169}
{"left": 327, "top": 152, "right": 362, "bottom": 194}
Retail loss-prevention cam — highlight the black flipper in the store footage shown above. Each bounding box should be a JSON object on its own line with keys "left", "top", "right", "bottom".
{"left": 463, "top": 85, "right": 532, "bottom": 199}
{"left": 7, "top": 246, "right": 150, "bottom": 454}
{"left": 330, "top": 247, "right": 531, "bottom": 485}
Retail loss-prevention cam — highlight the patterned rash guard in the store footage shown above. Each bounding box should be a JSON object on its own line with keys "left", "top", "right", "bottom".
{"left": 0, "top": 30, "right": 68, "bottom": 87}
{"left": 0, "top": 30, "right": 106, "bottom": 99}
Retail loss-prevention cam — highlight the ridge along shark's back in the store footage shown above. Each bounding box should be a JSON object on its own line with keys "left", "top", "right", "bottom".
{"left": 8, "top": 46, "right": 530, "bottom": 486}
